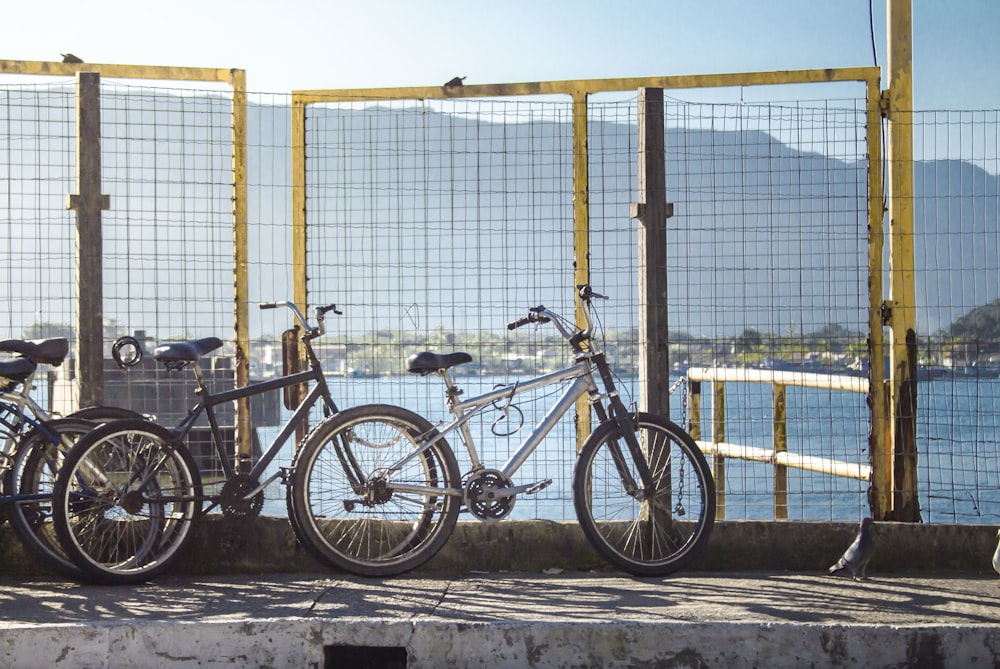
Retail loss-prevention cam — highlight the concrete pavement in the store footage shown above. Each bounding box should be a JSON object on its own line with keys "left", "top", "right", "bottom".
{"left": 2, "top": 570, "right": 999, "bottom": 668}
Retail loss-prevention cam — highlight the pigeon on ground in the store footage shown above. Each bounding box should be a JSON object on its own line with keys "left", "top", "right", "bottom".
{"left": 992, "top": 529, "right": 1000, "bottom": 576}
{"left": 61, "top": 53, "right": 83, "bottom": 63}
{"left": 828, "top": 517, "right": 876, "bottom": 580}
{"left": 444, "top": 76, "right": 466, "bottom": 88}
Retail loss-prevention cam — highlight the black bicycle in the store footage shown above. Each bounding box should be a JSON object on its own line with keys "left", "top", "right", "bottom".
{"left": 51, "top": 301, "right": 343, "bottom": 584}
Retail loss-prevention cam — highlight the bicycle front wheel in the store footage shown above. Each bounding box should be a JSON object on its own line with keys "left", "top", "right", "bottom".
{"left": 573, "top": 412, "right": 716, "bottom": 576}
{"left": 52, "top": 419, "right": 202, "bottom": 585}
{"left": 4, "top": 417, "right": 98, "bottom": 578}
{"left": 288, "top": 404, "right": 461, "bottom": 577}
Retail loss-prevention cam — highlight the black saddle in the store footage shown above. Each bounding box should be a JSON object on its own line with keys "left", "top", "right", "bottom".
{"left": 406, "top": 351, "right": 473, "bottom": 376}
{"left": 0, "top": 338, "right": 70, "bottom": 385}
{"left": 0, "top": 338, "right": 69, "bottom": 365}
{"left": 0, "top": 358, "right": 35, "bottom": 385}
{"left": 153, "top": 337, "right": 224, "bottom": 366}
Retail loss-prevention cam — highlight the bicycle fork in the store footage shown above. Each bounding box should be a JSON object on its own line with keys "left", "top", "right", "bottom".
{"left": 588, "top": 354, "right": 658, "bottom": 502}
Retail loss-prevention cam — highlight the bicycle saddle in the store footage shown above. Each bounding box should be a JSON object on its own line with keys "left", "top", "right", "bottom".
{"left": 406, "top": 351, "right": 473, "bottom": 375}
{"left": 0, "top": 357, "right": 35, "bottom": 384}
{"left": 153, "top": 337, "right": 224, "bottom": 364}
{"left": 0, "top": 338, "right": 70, "bottom": 365}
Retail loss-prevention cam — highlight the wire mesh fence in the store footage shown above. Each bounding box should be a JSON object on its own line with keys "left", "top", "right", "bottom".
{"left": 912, "top": 109, "right": 1000, "bottom": 522}
{"left": 1, "top": 76, "right": 998, "bottom": 523}
{"left": 300, "top": 90, "right": 873, "bottom": 521}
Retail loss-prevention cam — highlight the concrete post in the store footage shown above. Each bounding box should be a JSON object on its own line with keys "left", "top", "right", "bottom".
{"left": 630, "top": 87, "right": 674, "bottom": 419}
{"left": 67, "top": 71, "right": 109, "bottom": 409}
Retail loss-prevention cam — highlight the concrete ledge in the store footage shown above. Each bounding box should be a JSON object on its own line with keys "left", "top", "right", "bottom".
{"left": 3, "top": 517, "right": 998, "bottom": 577}
{"left": 2, "top": 617, "right": 997, "bottom": 669}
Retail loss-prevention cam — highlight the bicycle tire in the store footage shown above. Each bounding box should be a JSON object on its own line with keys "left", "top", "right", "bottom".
{"left": 573, "top": 412, "right": 716, "bottom": 576}
{"left": 3, "top": 417, "right": 98, "bottom": 577}
{"left": 287, "top": 403, "right": 462, "bottom": 577}
{"left": 52, "top": 419, "right": 202, "bottom": 585}
{"left": 67, "top": 405, "right": 145, "bottom": 422}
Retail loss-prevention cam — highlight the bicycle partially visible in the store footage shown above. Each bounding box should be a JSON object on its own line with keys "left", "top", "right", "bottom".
{"left": 1, "top": 337, "right": 141, "bottom": 577}
{"left": 51, "top": 301, "right": 344, "bottom": 585}
{"left": 287, "top": 285, "right": 716, "bottom": 577}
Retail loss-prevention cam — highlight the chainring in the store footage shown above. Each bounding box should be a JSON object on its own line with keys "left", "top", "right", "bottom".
{"left": 464, "top": 469, "right": 515, "bottom": 522}
{"left": 219, "top": 474, "right": 265, "bottom": 518}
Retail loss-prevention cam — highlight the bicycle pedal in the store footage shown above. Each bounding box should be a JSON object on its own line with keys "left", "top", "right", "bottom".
{"left": 525, "top": 479, "right": 553, "bottom": 495}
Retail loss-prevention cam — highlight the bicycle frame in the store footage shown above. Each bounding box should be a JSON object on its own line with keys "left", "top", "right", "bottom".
{"left": 375, "top": 294, "right": 657, "bottom": 506}
{"left": 168, "top": 362, "right": 338, "bottom": 490}
{"left": 376, "top": 357, "right": 599, "bottom": 502}
{"left": 1, "top": 381, "right": 63, "bottom": 468}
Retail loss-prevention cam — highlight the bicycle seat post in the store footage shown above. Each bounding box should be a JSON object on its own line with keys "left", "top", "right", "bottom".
{"left": 190, "top": 359, "right": 209, "bottom": 395}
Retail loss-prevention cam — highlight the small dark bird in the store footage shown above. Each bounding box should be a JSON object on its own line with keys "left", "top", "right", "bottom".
{"left": 829, "top": 517, "right": 876, "bottom": 580}
{"left": 61, "top": 53, "right": 83, "bottom": 64}
{"left": 444, "top": 76, "right": 466, "bottom": 88}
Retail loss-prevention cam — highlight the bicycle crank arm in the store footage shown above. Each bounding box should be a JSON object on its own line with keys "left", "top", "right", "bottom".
{"left": 480, "top": 478, "right": 553, "bottom": 501}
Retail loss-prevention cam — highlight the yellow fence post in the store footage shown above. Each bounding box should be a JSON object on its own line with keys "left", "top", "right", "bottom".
{"left": 713, "top": 380, "right": 726, "bottom": 520}
{"left": 886, "top": 0, "right": 920, "bottom": 521}
{"left": 571, "top": 90, "right": 592, "bottom": 449}
{"left": 230, "top": 68, "right": 252, "bottom": 471}
{"left": 773, "top": 383, "right": 788, "bottom": 519}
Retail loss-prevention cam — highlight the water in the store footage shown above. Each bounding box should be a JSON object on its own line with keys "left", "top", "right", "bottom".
{"left": 243, "top": 373, "right": 1000, "bottom": 524}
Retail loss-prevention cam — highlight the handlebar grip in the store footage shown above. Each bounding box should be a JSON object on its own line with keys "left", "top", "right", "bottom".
{"left": 259, "top": 302, "right": 278, "bottom": 310}
{"left": 507, "top": 313, "right": 551, "bottom": 330}
{"left": 317, "top": 304, "right": 343, "bottom": 316}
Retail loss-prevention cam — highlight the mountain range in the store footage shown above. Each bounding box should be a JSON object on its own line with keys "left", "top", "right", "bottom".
{"left": 1, "top": 87, "right": 996, "bottom": 344}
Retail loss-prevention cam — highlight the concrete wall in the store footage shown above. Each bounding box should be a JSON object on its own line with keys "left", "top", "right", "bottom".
{"left": 3, "top": 518, "right": 997, "bottom": 578}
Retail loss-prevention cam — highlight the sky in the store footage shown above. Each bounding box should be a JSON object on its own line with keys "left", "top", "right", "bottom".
{"left": 1, "top": 0, "right": 998, "bottom": 110}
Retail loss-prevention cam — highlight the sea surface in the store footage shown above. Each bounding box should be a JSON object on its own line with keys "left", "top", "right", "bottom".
{"left": 250, "top": 372, "right": 1000, "bottom": 524}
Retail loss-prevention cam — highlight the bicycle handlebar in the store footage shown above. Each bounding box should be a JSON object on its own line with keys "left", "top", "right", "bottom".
{"left": 506, "top": 311, "right": 551, "bottom": 330}
{"left": 259, "top": 300, "right": 341, "bottom": 338}
{"left": 507, "top": 284, "right": 607, "bottom": 346}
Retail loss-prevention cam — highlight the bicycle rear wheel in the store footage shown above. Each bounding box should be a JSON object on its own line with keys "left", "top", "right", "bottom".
{"left": 4, "top": 417, "right": 97, "bottom": 577}
{"left": 573, "top": 412, "right": 716, "bottom": 576}
{"left": 52, "top": 419, "right": 202, "bottom": 585}
{"left": 287, "top": 404, "right": 461, "bottom": 577}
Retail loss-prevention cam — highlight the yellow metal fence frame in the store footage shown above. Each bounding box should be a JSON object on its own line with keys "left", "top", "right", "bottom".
{"left": 0, "top": 59, "right": 252, "bottom": 468}
{"left": 290, "top": 66, "right": 889, "bottom": 516}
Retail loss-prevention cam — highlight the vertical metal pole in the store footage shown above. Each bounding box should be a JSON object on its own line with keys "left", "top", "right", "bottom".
{"left": 231, "top": 69, "right": 252, "bottom": 471}
{"left": 291, "top": 95, "right": 309, "bottom": 443}
{"left": 867, "top": 69, "right": 890, "bottom": 520}
{"left": 773, "top": 383, "right": 788, "bottom": 519}
{"left": 291, "top": 95, "right": 309, "bottom": 316}
{"left": 886, "top": 0, "right": 920, "bottom": 521}
{"left": 571, "top": 91, "right": 591, "bottom": 449}
{"left": 687, "top": 379, "right": 702, "bottom": 441}
{"left": 712, "top": 380, "right": 726, "bottom": 520}
{"left": 67, "top": 71, "right": 108, "bottom": 410}
{"left": 630, "top": 87, "right": 673, "bottom": 418}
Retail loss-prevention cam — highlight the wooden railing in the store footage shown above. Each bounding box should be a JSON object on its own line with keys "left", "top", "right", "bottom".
{"left": 685, "top": 366, "right": 871, "bottom": 520}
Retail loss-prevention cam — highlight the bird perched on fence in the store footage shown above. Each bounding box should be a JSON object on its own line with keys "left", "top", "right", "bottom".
{"left": 829, "top": 517, "right": 876, "bottom": 580}
{"left": 992, "top": 529, "right": 1000, "bottom": 576}
{"left": 61, "top": 53, "right": 83, "bottom": 63}
{"left": 444, "top": 76, "right": 466, "bottom": 89}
